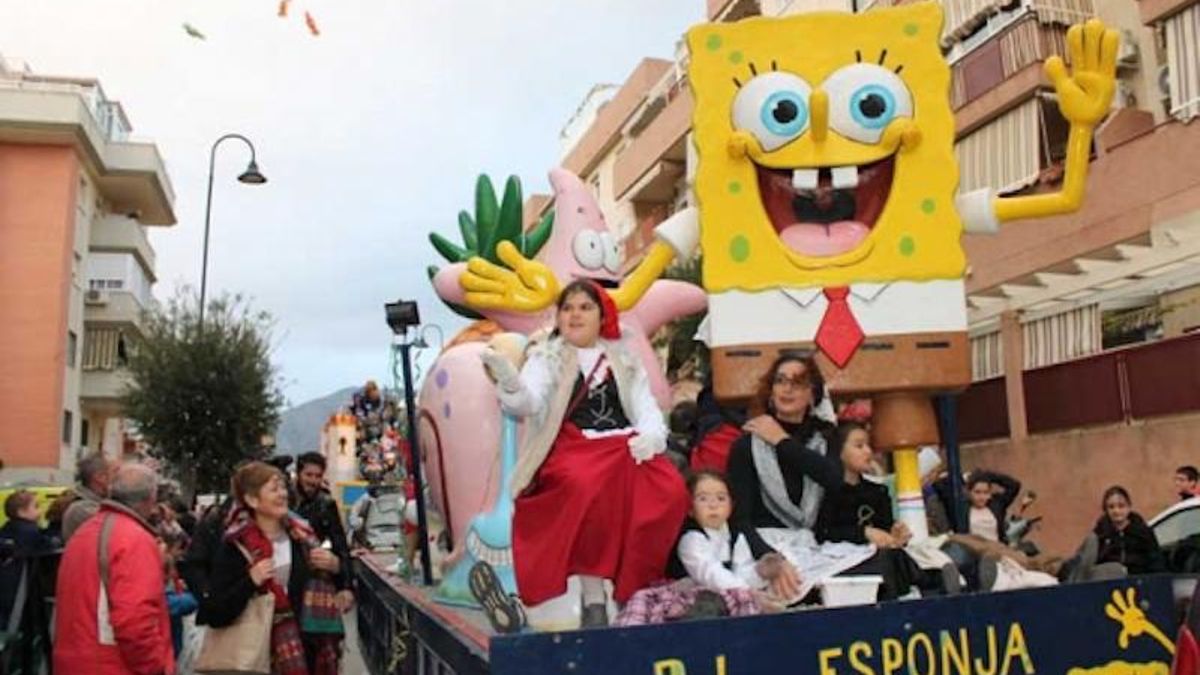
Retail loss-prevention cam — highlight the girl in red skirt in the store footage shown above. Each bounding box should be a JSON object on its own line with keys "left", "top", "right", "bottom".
{"left": 473, "top": 280, "right": 689, "bottom": 630}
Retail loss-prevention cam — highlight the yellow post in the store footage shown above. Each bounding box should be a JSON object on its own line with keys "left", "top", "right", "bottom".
{"left": 893, "top": 446, "right": 929, "bottom": 540}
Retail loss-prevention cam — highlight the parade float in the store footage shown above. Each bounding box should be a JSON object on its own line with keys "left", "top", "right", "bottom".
{"left": 352, "top": 5, "right": 1197, "bottom": 673}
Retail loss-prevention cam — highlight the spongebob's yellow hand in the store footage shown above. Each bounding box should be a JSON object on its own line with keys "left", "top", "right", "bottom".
{"left": 461, "top": 241, "right": 561, "bottom": 313}
{"left": 1105, "top": 587, "right": 1175, "bottom": 655}
{"left": 1046, "top": 19, "right": 1119, "bottom": 128}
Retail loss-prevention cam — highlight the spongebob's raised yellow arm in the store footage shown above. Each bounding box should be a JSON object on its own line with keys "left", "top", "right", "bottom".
{"left": 609, "top": 208, "right": 698, "bottom": 311}
{"left": 992, "top": 19, "right": 1119, "bottom": 223}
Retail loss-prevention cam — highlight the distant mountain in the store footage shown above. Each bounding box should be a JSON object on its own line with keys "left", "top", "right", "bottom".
{"left": 274, "top": 386, "right": 358, "bottom": 456}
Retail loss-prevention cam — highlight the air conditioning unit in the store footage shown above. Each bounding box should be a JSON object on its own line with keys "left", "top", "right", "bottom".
{"left": 84, "top": 289, "right": 109, "bottom": 305}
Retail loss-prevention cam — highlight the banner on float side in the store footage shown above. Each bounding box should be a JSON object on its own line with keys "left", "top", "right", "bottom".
{"left": 491, "top": 577, "right": 1178, "bottom": 675}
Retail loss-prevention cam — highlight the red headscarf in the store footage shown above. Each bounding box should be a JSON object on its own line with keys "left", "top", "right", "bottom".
{"left": 588, "top": 281, "right": 621, "bottom": 340}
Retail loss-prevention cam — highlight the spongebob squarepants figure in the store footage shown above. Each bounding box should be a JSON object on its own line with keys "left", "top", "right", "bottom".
{"left": 656, "top": 2, "right": 1119, "bottom": 537}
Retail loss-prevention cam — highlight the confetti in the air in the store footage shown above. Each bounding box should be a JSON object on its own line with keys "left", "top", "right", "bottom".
{"left": 182, "top": 23, "right": 206, "bottom": 40}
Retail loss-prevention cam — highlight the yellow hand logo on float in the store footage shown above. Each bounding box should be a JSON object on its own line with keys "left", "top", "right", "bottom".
{"left": 687, "top": 2, "right": 961, "bottom": 292}
{"left": 1104, "top": 587, "right": 1175, "bottom": 654}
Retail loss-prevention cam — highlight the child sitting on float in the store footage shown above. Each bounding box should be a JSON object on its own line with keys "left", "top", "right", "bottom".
{"left": 816, "top": 422, "right": 961, "bottom": 596}
{"left": 614, "top": 470, "right": 799, "bottom": 626}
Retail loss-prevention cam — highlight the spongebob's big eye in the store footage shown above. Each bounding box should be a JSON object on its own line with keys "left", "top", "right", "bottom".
{"left": 732, "top": 72, "right": 813, "bottom": 151}
{"left": 572, "top": 230, "right": 604, "bottom": 270}
{"left": 823, "top": 64, "right": 913, "bottom": 144}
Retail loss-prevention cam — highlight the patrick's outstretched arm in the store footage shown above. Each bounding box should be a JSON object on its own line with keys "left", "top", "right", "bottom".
{"left": 433, "top": 263, "right": 468, "bottom": 306}
{"left": 434, "top": 261, "right": 551, "bottom": 334}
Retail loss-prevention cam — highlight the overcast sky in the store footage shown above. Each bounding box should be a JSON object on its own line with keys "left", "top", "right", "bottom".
{"left": 0, "top": 0, "right": 699, "bottom": 406}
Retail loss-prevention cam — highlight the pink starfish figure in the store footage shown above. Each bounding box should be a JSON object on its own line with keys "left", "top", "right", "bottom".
{"left": 433, "top": 167, "right": 706, "bottom": 408}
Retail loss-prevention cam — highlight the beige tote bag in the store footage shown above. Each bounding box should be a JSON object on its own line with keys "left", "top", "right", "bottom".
{"left": 195, "top": 544, "right": 276, "bottom": 674}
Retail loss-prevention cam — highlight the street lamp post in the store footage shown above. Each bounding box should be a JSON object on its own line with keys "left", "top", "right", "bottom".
{"left": 199, "top": 133, "right": 267, "bottom": 328}
{"left": 385, "top": 299, "right": 435, "bottom": 586}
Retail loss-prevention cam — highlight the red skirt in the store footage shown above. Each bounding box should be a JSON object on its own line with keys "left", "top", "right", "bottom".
{"left": 513, "top": 424, "right": 688, "bottom": 605}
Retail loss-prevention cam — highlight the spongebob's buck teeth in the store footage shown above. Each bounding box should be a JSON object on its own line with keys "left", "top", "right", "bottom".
{"left": 831, "top": 166, "right": 859, "bottom": 190}
{"left": 792, "top": 168, "right": 818, "bottom": 191}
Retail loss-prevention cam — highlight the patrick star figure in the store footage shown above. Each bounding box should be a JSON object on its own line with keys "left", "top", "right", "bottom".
{"left": 421, "top": 168, "right": 703, "bottom": 609}
{"left": 434, "top": 167, "right": 706, "bottom": 408}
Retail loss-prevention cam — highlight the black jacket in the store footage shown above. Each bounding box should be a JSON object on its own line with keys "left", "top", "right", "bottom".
{"left": 1095, "top": 512, "right": 1164, "bottom": 575}
{"left": 295, "top": 488, "right": 352, "bottom": 591}
{"left": 726, "top": 415, "right": 840, "bottom": 554}
{"left": 816, "top": 479, "right": 894, "bottom": 545}
{"left": 0, "top": 518, "right": 53, "bottom": 626}
{"left": 179, "top": 499, "right": 233, "bottom": 626}
{"left": 206, "top": 535, "right": 314, "bottom": 629}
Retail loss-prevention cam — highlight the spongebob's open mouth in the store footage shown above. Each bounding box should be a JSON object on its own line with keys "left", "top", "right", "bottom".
{"left": 755, "top": 155, "right": 895, "bottom": 258}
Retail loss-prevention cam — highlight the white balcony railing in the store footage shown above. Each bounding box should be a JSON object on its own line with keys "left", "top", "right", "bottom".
{"left": 0, "top": 73, "right": 132, "bottom": 143}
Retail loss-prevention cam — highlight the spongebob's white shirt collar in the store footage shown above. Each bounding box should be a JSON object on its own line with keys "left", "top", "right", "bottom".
{"left": 780, "top": 282, "right": 891, "bottom": 308}
{"left": 695, "top": 279, "right": 968, "bottom": 349}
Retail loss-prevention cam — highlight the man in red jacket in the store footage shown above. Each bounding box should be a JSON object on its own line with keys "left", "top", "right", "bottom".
{"left": 54, "top": 462, "right": 175, "bottom": 675}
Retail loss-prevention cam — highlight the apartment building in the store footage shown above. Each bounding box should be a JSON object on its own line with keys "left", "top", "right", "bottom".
{"left": 0, "top": 56, "right": 176, "bottom": 482}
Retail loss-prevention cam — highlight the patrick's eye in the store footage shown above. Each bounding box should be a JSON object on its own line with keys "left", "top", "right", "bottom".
{"left": 822, "top": 63, "right": 913, "bottom": 144}
{"left": 732, "top": 71, "right": 814, "bottom": 151}
{"left": 600, "top": 232, "right": 622, "bottom": 274}
{"left": 571, "top": 231, "right": 604, "bottom": 269}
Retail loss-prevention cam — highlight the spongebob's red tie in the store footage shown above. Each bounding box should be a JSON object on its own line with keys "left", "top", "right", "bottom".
{"left": 814, "top": 287, "right": 864, "bottom": 368}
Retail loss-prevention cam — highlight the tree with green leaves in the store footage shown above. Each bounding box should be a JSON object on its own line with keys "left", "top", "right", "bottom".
{"left": 123, "top": 290, "right": 285, "bottom": 495}
{"left": 427, "top": 174, "right": 554, "bottom": 318}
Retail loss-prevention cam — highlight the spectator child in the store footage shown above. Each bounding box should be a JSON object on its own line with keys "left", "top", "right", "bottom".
{"left": 1094, "top": 486, "right": 1164, "bottom": 576}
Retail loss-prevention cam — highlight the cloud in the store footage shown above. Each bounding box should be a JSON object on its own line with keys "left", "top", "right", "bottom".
{"left": 0, "top": 0, "right": 699, "bottom": 403}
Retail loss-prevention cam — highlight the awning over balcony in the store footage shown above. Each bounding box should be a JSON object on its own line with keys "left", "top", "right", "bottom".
{"left": 1165, "top": 4, "right": 1200, "bottom": 122}
{"left": 1023, "top": 303, "right": 1101, "bottom": 369}
{"left": 971, "top": 330, "right": 1004, "bottom": 380}
{"left": 942, "top": 0, "right": 1093, "bottom": 50}
{"left": 942, "top": 0, "right": 1013, "bottom": 47}
{"left": 955, "top": 97, "right": 1041, "bottom": 194}
{"left": 1029, "top": 0, "right": 1095, "bottom": 27}
{"left": 83, "top": 327, "right": 125, "bottom": 371}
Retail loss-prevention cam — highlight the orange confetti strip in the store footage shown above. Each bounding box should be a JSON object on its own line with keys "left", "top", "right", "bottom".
{"left": 277, "top": 0, "right": 290, "bottom": 18}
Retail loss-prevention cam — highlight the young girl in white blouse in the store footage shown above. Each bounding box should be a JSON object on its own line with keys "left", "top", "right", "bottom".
{"left": 615, "top": 470, "right": 798, "bottom": 625}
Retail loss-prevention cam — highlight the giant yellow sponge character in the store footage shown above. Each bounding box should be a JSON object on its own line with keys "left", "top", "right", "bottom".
{"left": 676, "top": 2, "right": 1118, "bottom": 537}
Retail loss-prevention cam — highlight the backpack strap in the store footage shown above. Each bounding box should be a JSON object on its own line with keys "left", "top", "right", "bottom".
{"left": 98, "top": 514, "right": 115, "bottom": 594}
{"left": 96, "top": 514, "right": 117, "bottom": 646}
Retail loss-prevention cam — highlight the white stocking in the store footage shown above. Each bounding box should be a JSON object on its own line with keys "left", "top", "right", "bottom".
{"left": 580, "top": 575, "right": 606, "bottom": 606}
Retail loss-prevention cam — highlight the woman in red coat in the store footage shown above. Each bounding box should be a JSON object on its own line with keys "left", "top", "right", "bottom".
{"left": 474, "top": 280, "right": 688, "bottom": 630}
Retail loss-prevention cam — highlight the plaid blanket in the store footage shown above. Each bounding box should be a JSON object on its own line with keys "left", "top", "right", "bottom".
{"left": 614, "top": 579, "right": 760, "bottom": 627}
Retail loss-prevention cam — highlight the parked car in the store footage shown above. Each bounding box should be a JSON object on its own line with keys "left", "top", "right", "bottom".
{"left": 1150, "top": 496, "right": 1200, "bottom": 572}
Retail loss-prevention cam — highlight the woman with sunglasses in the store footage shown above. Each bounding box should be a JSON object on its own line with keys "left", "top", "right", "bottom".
{"left": 726, "top": 355, "right": 909, "bottom": 603}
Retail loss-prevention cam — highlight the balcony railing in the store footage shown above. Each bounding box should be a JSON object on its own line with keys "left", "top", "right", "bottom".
{"left": 0, "top": 74, "right": 132, "bottom": 143}
{"left": 950, "top": 13, "right": 1070, "bottom": 109}
{"left": 958, "top": 331, "right": 1200, "bottom": 441}
{"left": 89, "top": 214, "right": 156, "bottom": 271}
